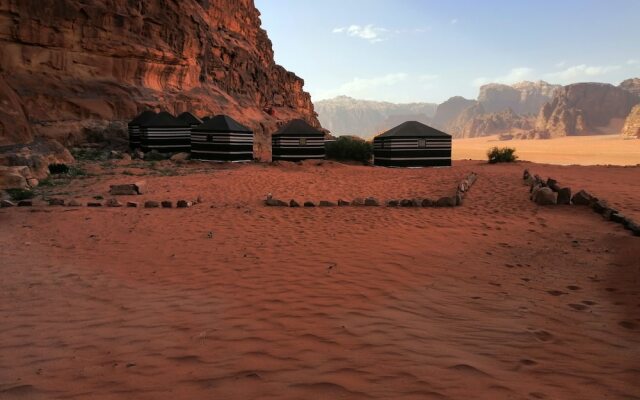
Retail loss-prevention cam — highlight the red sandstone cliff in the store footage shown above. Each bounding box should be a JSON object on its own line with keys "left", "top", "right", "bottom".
{"left": 0, "top": 0, "right": 319, "bottom": 159}
{"left": 534, "top": 83, "right": 639, "bottom": 137}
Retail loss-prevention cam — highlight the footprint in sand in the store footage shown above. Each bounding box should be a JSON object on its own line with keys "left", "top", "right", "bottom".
{"left": 532, "top": 330, "right": 553, "bottom": 342}
{"left": 520, "top": 359, "right": 537, "bottom": 366}
{"left": 568, "top": 303, "right": 589, "bottom": 311}
{"left": 546, "top": 290, "right": 565, "bottom": 296}
{"left": 581, "top": 300, "right": 597, "bottom": 305}
{"left": 619, "top": 320, "right": 637, "bottom": 330}
{"left": 566, "top": 285, "right": 581, "bottom": 291}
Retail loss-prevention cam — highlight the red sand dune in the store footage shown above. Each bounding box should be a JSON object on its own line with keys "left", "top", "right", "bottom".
{"left": 1, "top": 160, "right": 639, "bottom": 399}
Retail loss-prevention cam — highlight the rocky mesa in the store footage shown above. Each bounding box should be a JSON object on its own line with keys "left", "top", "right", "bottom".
{"left": 0, "top": 0, "right": 320, "bottom": 160}
{"left": 534, "top": 83, "right": 639, "bottom": 137}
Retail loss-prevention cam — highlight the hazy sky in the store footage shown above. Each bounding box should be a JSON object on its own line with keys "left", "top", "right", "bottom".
{"left": 254, "top": 0, "right": 640, "bottom": 104}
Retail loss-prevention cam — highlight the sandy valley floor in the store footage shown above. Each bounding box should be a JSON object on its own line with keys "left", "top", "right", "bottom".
{"left": 1, "top": 160, "right": 639, "bottom": 399}
{"left": 453, "top": 134, "right": 640, "bottom": 166}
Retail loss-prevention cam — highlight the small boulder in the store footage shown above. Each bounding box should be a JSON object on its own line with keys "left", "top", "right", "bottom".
{"left": 106, "top": 198, "right": 123, "bottom": 207}
{"left": 400, "top": 199, "right": 413, "bottom": 207}
{"left": 386, "top": 199, "right": 399, "bottom": 207}
{"left": 27, "top": 178, "right": 39, "bottom": 187}
{"left": 628, "top": 221, "right": 640, "bottom": 236}
{"left": 303, "top": 201, "right": 316, "bottom": 207}
{"left": 610, "top": 212, "right": 626, "bottom": 224}
{"left": 289, "top": 199, "right": 300, "bottom": 207}
{"left": 170, "top": 152, "right": 190, "bottom": 162}
{"left": 17, "top": 200, "right": 33, "bottom": 207}
{"left": 364, "top": 197, "right": 379, "bottom": 206}
{"left": 48, "top": 198, "right": 65, "bottom": 206}
{"left": 455, "top": 192, "right": 463, "bottom": 206}
{"left": 571, "top": 190, "right": 592, "bottom": 205}
{"left": 144, "top": 200, "right": 160, "bottom": 208}
{"left": 1, "top": 199, "right": 16, "bottom": 207}
{"left": 533, "top": 187, "right": 557, "bottom": 205}
{"left": 421, "top": 198, "right": 435, "bottom": 207}
{"left": 319, "top": 200, "right": 336, "bottom": 207}
{"left": 411, "top": 198, "right": 423, "bottom": 207}
{"left": 523, "top": 169, "right": 530, "bottom": 180}
{"left": 467, "top": 173, "right": 478, "bottom": 185}
{"left": 556, "top": 187, "right": 572, "bottom": 205}
{"left": 436, "top": 196, "right": 456, "bottom": 207}
{"left": 126, "top": 201, "right": 139, "bottom": 207}
{"left": 337, "top": 199, "right": 350, "bottom": 206}
{"left": 87, "top": 202, "right": 102, "bottom": 207}
{"left": 350, "top": 198, "right": 364, "bottom": 206}
{"left": 602, "top": 208, "right": 617, "bottom": 220}
{"left": 134, "top": 181, "right": 146, "bottom": 194}
{"left": 109, "top": 184, "right": 138, "bottom": 196}
{"left": 546, "top": 178, "right": 559, "bottom": 191}
{"left": 590, "top": 198, "right": 608, "bottom": 214}
{"left": 265, "top": 198, "right": 287, "bottom": 206}
{"left": 120, "top": 153, "right": 132, "bottom": 161}
{"left": 68, "top": 199, "right": 82, "bottom": 207}
{"left": 177, "top": 200, "right": 192, "bottom": 208}
{"left": 161, "top": 201, "right": 173, "bottom": 208}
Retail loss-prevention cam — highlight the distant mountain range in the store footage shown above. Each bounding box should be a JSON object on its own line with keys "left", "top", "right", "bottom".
{"left": 315, "top": 78, "right": 640, "bottom": 139}
{"left": 314, "top": 96, "right": 437, "bottom": 137}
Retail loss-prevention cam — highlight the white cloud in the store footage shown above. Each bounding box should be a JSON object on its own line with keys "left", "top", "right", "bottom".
{"left": 472, "top": 67, "right": 535, "bottom": 87}
{"left": 627, "top": 59, "right": 639, "bottom": 65}
{"left": 544, "top": 64, "right": 621, "bottom": 83}
{"left": 332, "top": 24, "right": 388, "bottom": 43}
{"left": 555, "top": 61, "right": 566, "bottom": 68}
{"left": 450, "top": 18, "right": 458, "bottom": 24}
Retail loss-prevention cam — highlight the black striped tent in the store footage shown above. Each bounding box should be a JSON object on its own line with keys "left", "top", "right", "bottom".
{"left": 271, "top": 119, "right": 325, "bottom": 161}
{"left": 139, "top": 111, "right": 191, "bottom": 153}
{"left": 177, "top": 111, "right": 203, "bottom": 129}
{"left": 128, "top": 110, "right": 156, "bottom": 149}
{"left": 190, "top": 115, "right": 254, "bottom": 162}
{"left": 373, "top": 121, "right": 452, "bottom": 167}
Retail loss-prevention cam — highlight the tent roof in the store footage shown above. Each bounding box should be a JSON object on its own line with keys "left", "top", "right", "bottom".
{"left": 141, "top": 111, "right": 189, "bottom": 128}
{"left": 177, "top": 111, "right": 202, "bottom": 125}
{"left": 128, "top": 110, "right": 157, "bottom": 126}
{"left": 272, "top": 119, "right": 324, "bottom": 136}
{"left": 376, "top": 121, "right": 451, "bottom": 138}
{"left": 192, "top": 114, "right": 252, "bottom": 133}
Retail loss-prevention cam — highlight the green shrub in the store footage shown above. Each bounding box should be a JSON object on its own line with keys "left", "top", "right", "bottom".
{"left": 487, "top": 146, "right": 518, "bottom": 164}
{"left": 325, "top": 136, "right": 373, "bottom": 163}
{"left": 71, "top": 148, "right": 109, "bottom": 161}
{"left": 6, "top": 188, "right": 35, "bottom": 201}
{"left": 48, "top": 163, "right": 69, "bottom": 174}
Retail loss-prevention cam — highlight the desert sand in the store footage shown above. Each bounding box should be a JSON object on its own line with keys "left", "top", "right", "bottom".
{"left": 454, "top": 134, "right": 640, "bottom": 166}
{"left": 1, "top": 159, "right": 639, "bottom": 399}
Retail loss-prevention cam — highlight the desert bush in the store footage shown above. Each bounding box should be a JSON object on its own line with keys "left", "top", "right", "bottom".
{"left": 6, "top": 188, "right": 35, "bottom": 201}
{"left": 48, "top": 163, "right": 70, "bottom": 174}
{"left": 487, "top": 146, "right": 518, "bottom": 164}
{"left": 71, "top": 148, "right": 109, "bottom": 161}
{"left": 325, "top": 136, "right": 373, "bottom": 163}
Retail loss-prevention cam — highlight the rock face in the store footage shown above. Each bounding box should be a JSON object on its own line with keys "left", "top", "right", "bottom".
{"left": 432, "top": 96, "right": 477, "bottom": 130}
{"left": 0, "top": 0, "right": 319, "bottom": 160}
{"left": 534, "top": 83, "right": 640, "bottom": 137}
{"left": 477, "top": 84, "right": 522, "bottom": 114}
{"left": 315, "top": 96, "right": 437, "bottom": 137}
{"left": 621, "top": 104, "right": 640, "bottom": 138}
{"left": 510, "top": 81, "right": 561, "bottom": 114}
{"left": 619, "top": 78, "right": 640, "bottom": 97}
{"left": 447, "top": 104, "right": 534, "bottom": 138}
{"left": 440, "top": 81, "right": 556, "bottom": 138}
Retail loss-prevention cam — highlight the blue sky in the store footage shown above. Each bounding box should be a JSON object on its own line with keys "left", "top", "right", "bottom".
{"left": 254, "top": 0, "right": 640, "bottom": 104}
